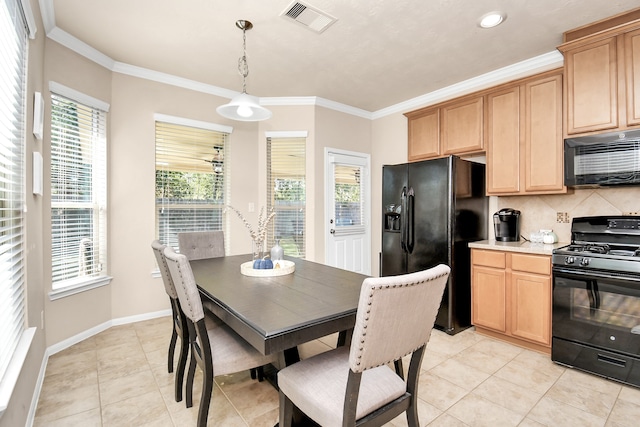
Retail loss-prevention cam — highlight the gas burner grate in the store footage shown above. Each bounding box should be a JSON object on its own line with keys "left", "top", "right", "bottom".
{"left": 567, "top": 244, "right": 611, "bottom": 254}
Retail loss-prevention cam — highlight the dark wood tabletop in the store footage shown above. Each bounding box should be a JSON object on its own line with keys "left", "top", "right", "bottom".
{"left": 190, "top": 254, "right": 368, "bottom": 358}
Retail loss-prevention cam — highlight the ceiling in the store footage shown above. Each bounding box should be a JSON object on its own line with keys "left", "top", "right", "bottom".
{"left": 46, "top": 0, "right": 639, "bottom": 113}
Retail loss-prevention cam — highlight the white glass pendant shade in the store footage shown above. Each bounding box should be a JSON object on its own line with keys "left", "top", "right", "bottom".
{"left": 216, "top": 92, "right": 272, "bottom": 121}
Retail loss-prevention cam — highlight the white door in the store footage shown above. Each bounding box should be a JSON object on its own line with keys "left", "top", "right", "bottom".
{"left": 325, "top": 149, "right": 371, "bottom": 275}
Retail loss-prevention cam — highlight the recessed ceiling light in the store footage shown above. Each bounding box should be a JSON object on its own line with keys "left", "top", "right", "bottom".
{"left": 478, "top": 11, "right": 506, "bottom": 29}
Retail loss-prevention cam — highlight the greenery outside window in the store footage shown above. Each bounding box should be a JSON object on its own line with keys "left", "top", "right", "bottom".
{"left": 155, "top": 117, "right": 231, "bottom": 251}
{"left": 267, "top": 136, "right": 306, "bottom": 258}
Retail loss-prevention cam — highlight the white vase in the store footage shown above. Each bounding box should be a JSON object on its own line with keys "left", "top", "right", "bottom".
{"left": 270, "top": 240, "right": 284, "bottom": 261}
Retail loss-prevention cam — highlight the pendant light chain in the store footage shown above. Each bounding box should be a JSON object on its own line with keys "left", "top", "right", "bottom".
{"left": 216, "top": 19, "right": 271, "bottom": 121}
{"left": 238, "top": 23, "right": 249, "bottom": 94}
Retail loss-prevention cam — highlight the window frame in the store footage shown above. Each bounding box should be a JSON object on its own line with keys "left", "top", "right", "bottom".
{"left": 48, "top": 81, "right": 111, "bottom": 300}
{"left": 266, "top": 132, "right": 307, "bottom": 258}
{"left": 154, "top": 114, "right": 232, "bottom": 252}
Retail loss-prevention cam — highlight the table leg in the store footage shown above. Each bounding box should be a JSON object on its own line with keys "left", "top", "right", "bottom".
{"left": 337, "top": 328, "right": 353, "bottom": 347}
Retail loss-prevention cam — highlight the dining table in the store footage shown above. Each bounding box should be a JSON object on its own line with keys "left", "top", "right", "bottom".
{"left": 189, "top": 254, "right": 369, "bottom": 366}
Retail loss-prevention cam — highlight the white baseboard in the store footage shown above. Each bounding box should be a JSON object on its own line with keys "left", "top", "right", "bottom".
{"left": 26, "top": 309, "right": 171, "bottom": 426}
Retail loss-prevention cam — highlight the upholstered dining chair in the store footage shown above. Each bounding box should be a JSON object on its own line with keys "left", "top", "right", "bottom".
{"left": 177, "top": 230, "right": 225, "bottom": 260}
{"left": 163, "top": 246, "right": 279, "bottom": 427}
{"left": 151, "top": 240, "right": 190, "bottom": 403}
{"left": 277, "top": 264, "right": 451, "bottom": 427}
{"left": 176, "top": 230, "right": 263, "bottom": 382}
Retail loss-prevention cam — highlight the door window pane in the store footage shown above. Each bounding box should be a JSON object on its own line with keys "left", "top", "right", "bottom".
{"left": 334, "top": 164, "right": 363, "bottom": 227}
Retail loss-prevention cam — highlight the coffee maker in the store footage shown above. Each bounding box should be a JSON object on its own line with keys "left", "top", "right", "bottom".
{"left": 493, "top": 208, "right": 521, "bottom": 241}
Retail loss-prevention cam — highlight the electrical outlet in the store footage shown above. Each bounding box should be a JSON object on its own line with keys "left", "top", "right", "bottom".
{"left": 556, "top": 212, "right": 570, "bottom": 223}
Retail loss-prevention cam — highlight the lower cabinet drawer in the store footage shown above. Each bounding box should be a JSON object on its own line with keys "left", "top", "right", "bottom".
{"left": 511, "top": 253, "right": 551, "bottom": 275}
{"left": 472, "top": 249, "right": 506, "bottom": 268}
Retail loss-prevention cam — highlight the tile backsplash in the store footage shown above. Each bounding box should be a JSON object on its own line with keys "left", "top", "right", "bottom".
{"left": 496, "top": 187, "right": 640, "bottom": 243}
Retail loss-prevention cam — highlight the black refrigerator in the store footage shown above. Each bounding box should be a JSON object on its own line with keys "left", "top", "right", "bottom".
{"left": 381, "top": 155, "right": 488, "bottom": 335}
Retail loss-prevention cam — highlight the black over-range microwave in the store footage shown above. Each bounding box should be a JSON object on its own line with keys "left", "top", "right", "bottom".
{"left": 564, "top": 128, "right": 640, "bottom": 187}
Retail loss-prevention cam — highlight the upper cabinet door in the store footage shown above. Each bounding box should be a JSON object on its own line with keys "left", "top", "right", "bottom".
{"left": 524, "top": 73, "right": 565, "bottom": 193}
{"left": 564, "top": 37, "right": 618, "bottom": 134}
{"left": 441, "top": 96, "right": 484, "bottom": 155}
{"left": 406, "top": 108, "right": 440, "bottom": 161}
{"left": 626, "top": 28, "right": 640, "bottom": 127}
{"left": 486, "top": 86, "right": 521, "bottom": 194}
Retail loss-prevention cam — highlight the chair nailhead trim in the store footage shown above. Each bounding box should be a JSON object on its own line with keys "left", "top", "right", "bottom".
{"left": 350, "top": 269, "right": 449, "bottom": 371}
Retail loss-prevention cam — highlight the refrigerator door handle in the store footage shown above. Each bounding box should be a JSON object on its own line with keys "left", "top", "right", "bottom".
{"left": 407, "top": 187, "right": 415, "bottom": 254}
{"left": 400, "top": 186, "right": 407, "bottom": 252}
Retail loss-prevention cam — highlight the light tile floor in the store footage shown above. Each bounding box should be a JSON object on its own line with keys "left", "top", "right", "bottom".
{"left": 34, "top": 316, "right": 640, "bottom": 426}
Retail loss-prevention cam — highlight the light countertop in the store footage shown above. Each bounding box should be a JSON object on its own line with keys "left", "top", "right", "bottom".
{"left": 468, "top": 240, "right": 568, "bottom": 256}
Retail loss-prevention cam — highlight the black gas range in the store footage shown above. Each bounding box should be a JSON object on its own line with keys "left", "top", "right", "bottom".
{"left": 552, "top": 216, "right": 640, "bottom": 388}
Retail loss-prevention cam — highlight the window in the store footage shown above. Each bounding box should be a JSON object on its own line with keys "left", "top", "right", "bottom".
{"left": 334, "top": 164, "right": 364, "bottom": 227}
{"left": 155, "top": 118, "right": 230, "bottom": 250}
{"left": 0, "top": 0, "right": 26, "bottom": 386}
{"left": 267, "top": 136, "right": 306, "bottom": 258}
{"left": 50, "top": 85, "right": 109, "bottom": 293}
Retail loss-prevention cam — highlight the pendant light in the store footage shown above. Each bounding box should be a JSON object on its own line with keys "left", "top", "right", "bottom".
{"left": 217, "top": 20, "right": 272, "bottom": 121}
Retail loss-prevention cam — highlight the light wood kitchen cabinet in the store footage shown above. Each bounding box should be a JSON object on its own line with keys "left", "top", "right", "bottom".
{"left": 404, "top": 94, "right": 484, "bottom": 161}
{"left": 561, "top": 37, "right": 618, "bottom": 134}
{"left": 406, "top": 108, "right": 440, "bottom": 160}
{"left": 486, "top": 86, "right": 521, "bottom": 194}
{"left": 486, "top": 70, "right": 565, "bottom": 195}
{"left": 559, "top": 15, "right": 640, "bottom": 135}
{"left": 441, "top": 95, "right": 484, "bottom": 155}
{"left": 625, "top": 28, "right": 640, "bottom": 126}
{"left": 471, "top": 249, "right": 552, "bottom": 353}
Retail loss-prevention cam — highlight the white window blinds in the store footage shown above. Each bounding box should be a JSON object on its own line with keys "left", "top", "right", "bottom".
{"left": 0, "top": 0, "right": 26, "bottom": 384}
{"left": 50, "top": 92, "right": 108, "bottom": 289}
{"left": 155, "top": 121, "right": 228, "bottom": 250}
{"left": 266, "top": 137, "right": 306, "bottom": 258}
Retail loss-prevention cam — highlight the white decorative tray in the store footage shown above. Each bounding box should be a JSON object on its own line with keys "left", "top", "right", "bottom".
{"left": 240, "top": 260, "right": 295, "bottom": 277}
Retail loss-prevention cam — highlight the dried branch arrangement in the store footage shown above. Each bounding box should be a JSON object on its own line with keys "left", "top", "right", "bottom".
{"left": 226, "top": 205, "right": 276, "bottom": 244}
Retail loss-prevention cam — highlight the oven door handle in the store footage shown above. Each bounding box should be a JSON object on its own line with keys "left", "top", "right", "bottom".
{"left": 553, "top": 267, "right": 640, "bottom": 296}
{"left": 553, "top": 266, "right": 640, "bottom": 283}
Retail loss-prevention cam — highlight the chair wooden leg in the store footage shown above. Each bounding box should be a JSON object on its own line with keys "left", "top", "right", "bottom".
{"left": 257, "top": 366, "right": 265, "bottom": 382}
{"left": 406, "top": 399, "right": 419, "bottom": 427}
{"left": 279, "top": 391, "right": 294, "bottom": 427}
{"left": 168, "top": 329, "right": 177, "bottom": 373}
{"left": 175, "top": 335, "right": 189, "bottom": 402}
{"left": 185, "top": 352, "right": 196, "bottom": 408}
{"left": 197, "top": 369, "right": 214, "bottom": 427}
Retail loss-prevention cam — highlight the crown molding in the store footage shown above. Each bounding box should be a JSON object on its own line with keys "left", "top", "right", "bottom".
{"left": 261, "top": 96, "right": 373, "bottom": 119}
{"left": 38, "top": 0, "right": 54, "bottom": 33}
{"left": 372, "top": 50, "right": 564, "bottom": 119}
{"left": 112, "top": 62, "right": 238, "bottom": 99}
{"left": 47, "top": 26, "right": 115, "bottom": 70}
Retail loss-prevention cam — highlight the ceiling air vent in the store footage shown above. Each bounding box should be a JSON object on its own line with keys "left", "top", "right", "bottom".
{"left": 281, "top": 1, "right": 337, "bottom": 34}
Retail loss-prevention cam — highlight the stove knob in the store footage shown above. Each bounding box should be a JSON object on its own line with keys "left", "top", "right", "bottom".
{"left": 565, "top": 256, "right": 575, "bottom": 265}
{"left": 580, "top": 258, "right": 590, "bottom": 266}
